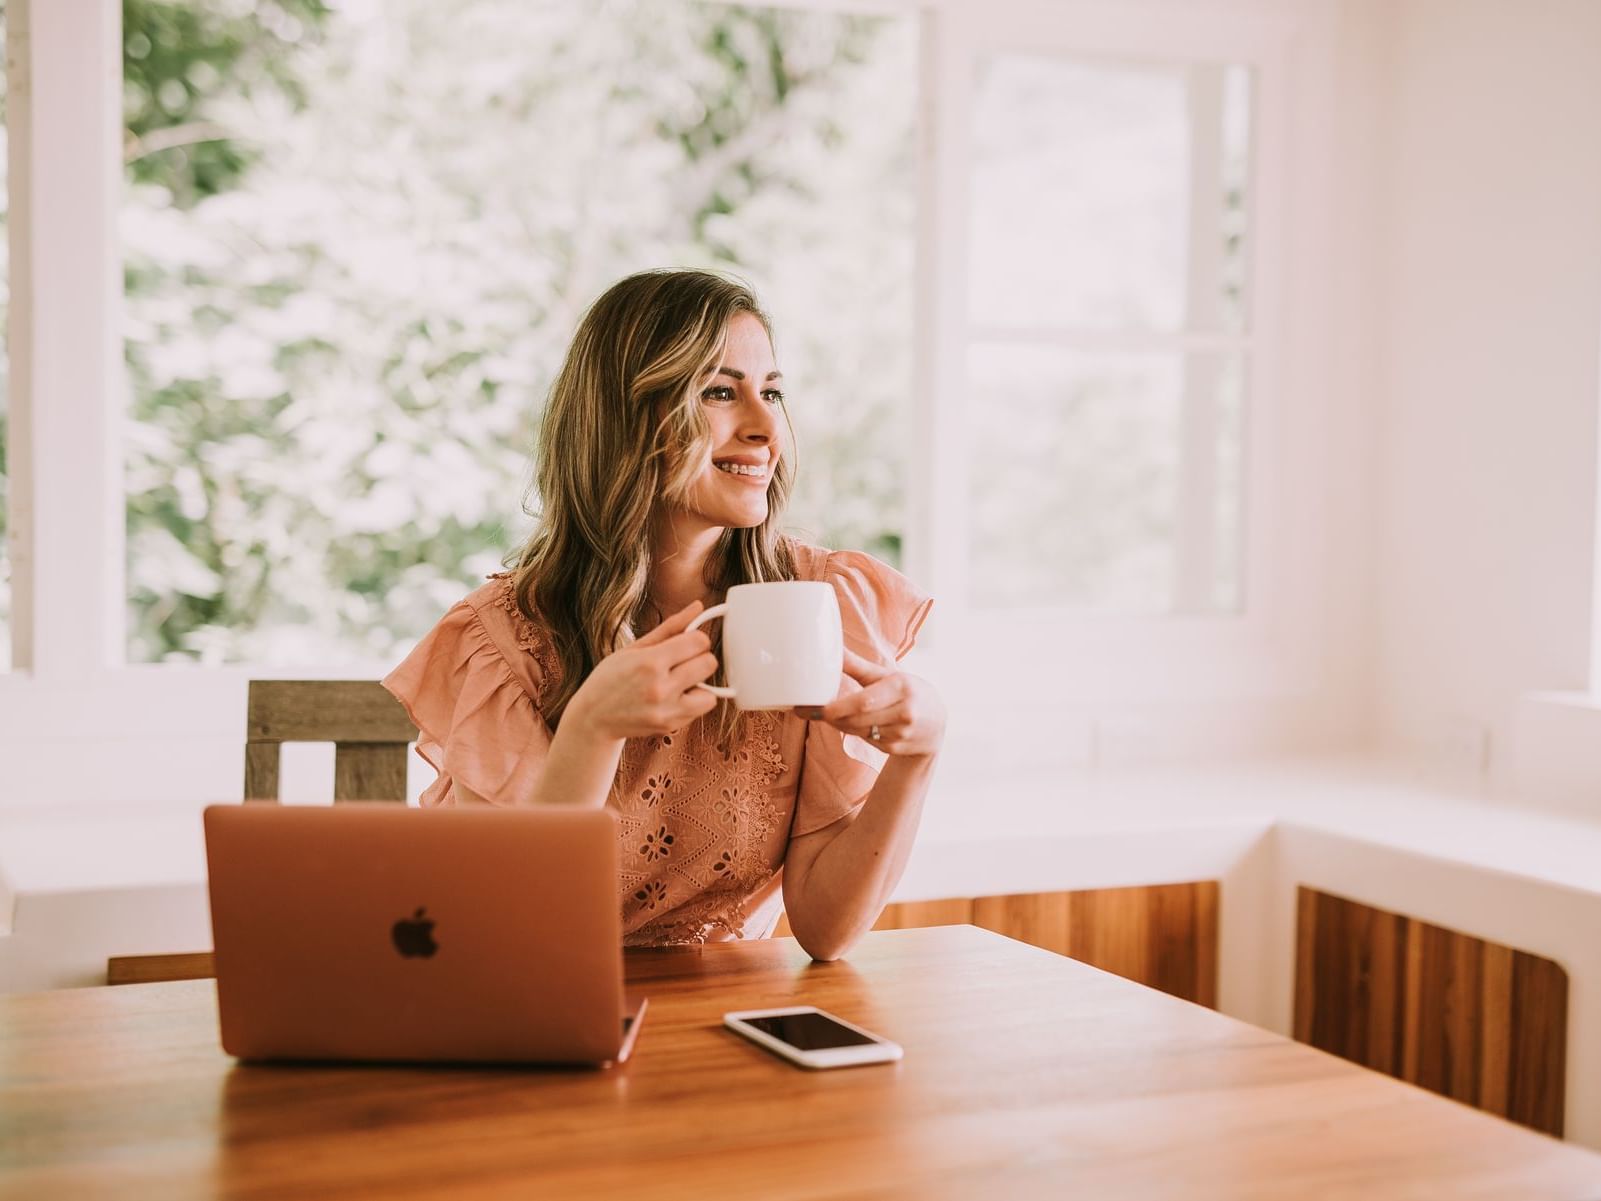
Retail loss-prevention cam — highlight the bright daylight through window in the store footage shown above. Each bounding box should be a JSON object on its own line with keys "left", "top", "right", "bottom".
{"left": 122, "top": 0, "right": 914, "bottom": 665}
{"left": 966, "top": 56, "right": 1252, "bottom": 615}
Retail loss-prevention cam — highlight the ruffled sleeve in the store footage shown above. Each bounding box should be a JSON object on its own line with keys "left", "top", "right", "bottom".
{"left": 382, "top": 598, "right": 553, "bottom": 808}
{"left": 791, "top": 550, "right": 933, "bottom": 838}
{"left": 824, "top": 549, "right": 933, "bottom": 666}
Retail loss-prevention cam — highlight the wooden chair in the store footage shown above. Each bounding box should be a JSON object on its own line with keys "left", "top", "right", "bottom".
{"left": 105, "top": 681, "right": 419, "bottom": 985}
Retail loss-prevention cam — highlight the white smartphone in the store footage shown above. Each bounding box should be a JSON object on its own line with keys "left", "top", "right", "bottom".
{"left": 723, "top": 1006, "right": 903, "bottom": 1069}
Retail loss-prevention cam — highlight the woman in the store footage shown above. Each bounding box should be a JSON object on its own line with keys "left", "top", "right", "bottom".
{"left": 383, "top": 269, "right": 943, "bottom": 961}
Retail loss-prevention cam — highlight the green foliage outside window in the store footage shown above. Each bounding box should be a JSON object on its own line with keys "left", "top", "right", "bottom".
{"left": 123, "top": 0, "right": 913, "bottom": 664}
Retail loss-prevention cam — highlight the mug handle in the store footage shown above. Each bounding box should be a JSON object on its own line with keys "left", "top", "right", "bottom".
{"left": 686, "top": 603, "right": 736, "bottom": 698}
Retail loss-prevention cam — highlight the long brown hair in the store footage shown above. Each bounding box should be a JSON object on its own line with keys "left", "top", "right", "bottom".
{"left": 510, "top": 270, "right": 797, "bottom": 740}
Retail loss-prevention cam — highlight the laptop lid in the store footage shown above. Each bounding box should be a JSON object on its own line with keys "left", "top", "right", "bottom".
{"left": 204, "top": 803, "right": 633, "bottom": 1065}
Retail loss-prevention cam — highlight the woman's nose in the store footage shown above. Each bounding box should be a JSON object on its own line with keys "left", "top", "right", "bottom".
{"left": 740, "top": 394, "right": 779, "bottom": 444}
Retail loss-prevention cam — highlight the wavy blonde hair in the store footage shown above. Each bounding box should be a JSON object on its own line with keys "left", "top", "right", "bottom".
{"left": 510, "top": 270, "right": 797, "bottom": 741}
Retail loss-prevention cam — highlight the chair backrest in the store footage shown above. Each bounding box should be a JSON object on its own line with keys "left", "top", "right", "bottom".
{"left": 245, "top": 680, "right": 418, "bottom": 802}
{"left": 107, "top": 680, "right": 421, "bottom": 985}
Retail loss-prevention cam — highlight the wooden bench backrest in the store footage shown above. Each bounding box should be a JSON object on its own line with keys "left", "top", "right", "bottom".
{"left": 245, "top": 680, "right": 418, "bottom": 802}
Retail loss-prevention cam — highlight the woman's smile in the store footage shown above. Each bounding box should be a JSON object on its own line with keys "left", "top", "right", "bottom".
{"left": 714, "top": 455, "right": 770, "bottom": 483}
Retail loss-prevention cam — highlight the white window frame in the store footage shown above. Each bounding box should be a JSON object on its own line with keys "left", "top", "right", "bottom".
{"left": 0, "top": 0, "right": 1344, "bottom": 807}
{"left": 1591, "top": 375, "right": 1601, "bottom": 700}
{"left": 912, "top": 0, "right": 1332, "bottom": 708}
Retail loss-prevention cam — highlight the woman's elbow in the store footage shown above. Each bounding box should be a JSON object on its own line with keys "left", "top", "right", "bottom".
{"left": 796, "top": 936, "right": 846, "bottom": 963}
{"left": 785, "top": 914, "right": 866, "bottom": 963}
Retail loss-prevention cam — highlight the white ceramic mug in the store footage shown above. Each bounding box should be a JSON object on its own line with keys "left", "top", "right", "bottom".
{"left": 686, "top": 581, "right": 843, "bottom": 710}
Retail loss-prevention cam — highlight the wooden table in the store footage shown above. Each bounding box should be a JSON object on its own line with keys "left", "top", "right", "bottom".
{"left": 4, "top": 926, "right": 1601, "bottom": 1200}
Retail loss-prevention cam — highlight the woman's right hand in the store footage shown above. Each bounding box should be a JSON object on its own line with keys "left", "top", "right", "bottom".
{"left": 567, "top": 601, "right": 720, "bottom": 741}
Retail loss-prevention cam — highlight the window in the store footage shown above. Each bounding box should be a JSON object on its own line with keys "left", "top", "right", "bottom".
{"left": 121, "top": 0, "right": 916, "bottom": 665}
{"left": 964, "top": 57, "right": 1252, "bottom": 616}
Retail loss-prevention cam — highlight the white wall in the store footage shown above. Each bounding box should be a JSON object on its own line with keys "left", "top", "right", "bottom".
{"left": 1367, "top": 0, "right": 1601, "bottom": 790}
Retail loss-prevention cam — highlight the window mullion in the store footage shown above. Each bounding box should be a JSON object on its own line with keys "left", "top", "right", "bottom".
{"left": 1172, "top": 63, "right": 1230, "bottom": 613}
{"left": 917, "top": 5, "right": 973, "bottom": 619}
{"left": 7, "top": 0, "right": 126, "bottom": 679}
{"left": 1590, "top": 359, "right": 1601, "bottom": 698}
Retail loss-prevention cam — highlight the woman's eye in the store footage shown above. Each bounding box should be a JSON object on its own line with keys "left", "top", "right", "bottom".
{"left": 762, "top": 389, "right": 785, "bottom": 405}
{"left": 700, "top": 385, "right": 736, "bottom": 403}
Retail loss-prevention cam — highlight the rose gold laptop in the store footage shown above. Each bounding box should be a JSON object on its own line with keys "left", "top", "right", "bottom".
{"left": 203, "top": 803, "right": 647, "bottom": 1066}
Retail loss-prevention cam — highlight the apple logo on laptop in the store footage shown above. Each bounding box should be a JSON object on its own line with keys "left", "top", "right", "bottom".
{"left": 391, "top": 907, "right": 438, "bottom": 958}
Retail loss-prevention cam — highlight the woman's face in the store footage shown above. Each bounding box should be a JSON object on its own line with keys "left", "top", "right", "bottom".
{"left": 673, "top": 312, "right": 785, "bottom": 532}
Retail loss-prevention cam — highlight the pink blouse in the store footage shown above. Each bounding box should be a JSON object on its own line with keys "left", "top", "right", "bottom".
{"left": 381, "top": 542, "right": 931, "bottom": 947}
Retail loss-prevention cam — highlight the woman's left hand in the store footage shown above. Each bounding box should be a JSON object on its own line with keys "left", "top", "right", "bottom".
{"left": 795, "top": 649, "right": 945, "bottom": 759}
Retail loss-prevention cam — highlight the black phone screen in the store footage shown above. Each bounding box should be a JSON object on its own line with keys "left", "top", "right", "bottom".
{"left": 743, "top": 1011, "right": 879, "bottom": 1050}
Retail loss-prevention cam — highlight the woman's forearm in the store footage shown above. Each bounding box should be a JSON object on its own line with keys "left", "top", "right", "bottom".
{"left": 528, "top": 695, "right": 626, "bottom": 808}
{"left": 783, "top": 752, "right": 937, "bottom": 960}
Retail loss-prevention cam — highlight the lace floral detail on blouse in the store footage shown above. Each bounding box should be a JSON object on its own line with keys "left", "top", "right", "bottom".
{"left": 615, "top": 712, "right": 787, "bottom": 946}
{"left": 488, "top": 573, "right": 561, "bottom": 702}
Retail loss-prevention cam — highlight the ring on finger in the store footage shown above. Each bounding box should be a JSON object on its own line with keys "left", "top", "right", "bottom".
{"left": 869, "top": 724, "right": 882, "bottom": 743}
